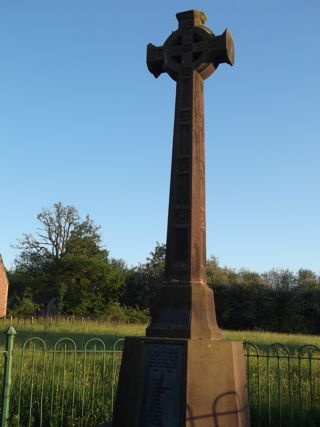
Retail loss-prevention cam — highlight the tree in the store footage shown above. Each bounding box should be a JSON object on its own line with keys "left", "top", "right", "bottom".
{"left": 121, "top": 242, "right": 166, "bottom": 310}
{"left": 207, "top": 256, "right": 241, "bottom": 287}
{"left": 15, "top": 202, "right": 103, "bottom": 270}
{"left": 10, "top": 202, "right": 123, "bottom": 316}
{"left": 262, "top": 269, "right": 296, "bottom": 290}
{"left": 57, "top": 255, "right": 123, "bottom": 316}
{"left": 296, "top": 269, "right": 319, "bottom": 289}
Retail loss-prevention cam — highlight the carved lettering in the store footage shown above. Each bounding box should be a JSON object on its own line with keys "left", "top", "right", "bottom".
{"left": 175, "top": 208, "right": 189, "bottom": 224}
{"left": 140, "top": 344, "right": 185, "bottom": 427}
{"left": 180, "top": 110, "right": 190, "bottom": 121}
{"left": 177, "top": 158, "right": 189, "bottom": 172}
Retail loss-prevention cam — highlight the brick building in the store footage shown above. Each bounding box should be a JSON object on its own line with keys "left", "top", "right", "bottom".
{"left": 0, "top": 255, "right": 9, "bottom": 317}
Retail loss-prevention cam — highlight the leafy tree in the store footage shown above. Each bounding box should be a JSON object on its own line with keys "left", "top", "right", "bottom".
{"left": 262, "top": 269, "right": 296, "bottom": 290}
{"left": 296, "top": 269, "right": 319, "bottom": 289}
{"left": 121, "top": 242, "right": 166, "bottom": 310}
{"left": 15, "top": 202, "right": 103, "bottom": 269}
{"left": 238, "top": 269, "right": 266, "bottom": 287}
{"left": 57, "top": 255, "right": 123, "bottom": 316}
{"left": 10, "top": 202, "right": 123, "bottom": 316}
{"left": 207, "top": 256, "right": 241, "bottom": 287}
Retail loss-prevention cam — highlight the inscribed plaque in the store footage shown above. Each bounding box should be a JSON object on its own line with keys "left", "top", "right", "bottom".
{"left": 140, "top": 343, "right": 185, "bottom": 427}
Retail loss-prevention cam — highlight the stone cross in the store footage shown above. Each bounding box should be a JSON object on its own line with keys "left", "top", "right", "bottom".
{"left": 112, "top": 14, "right": 249, "bottom": 427}
{"left": 146, "top": 10, "right": 234, "bottom": 339}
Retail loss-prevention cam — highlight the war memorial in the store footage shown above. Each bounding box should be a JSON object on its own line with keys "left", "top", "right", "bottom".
{"left": 112, "top": 9, "right": 250, "bottom": 427}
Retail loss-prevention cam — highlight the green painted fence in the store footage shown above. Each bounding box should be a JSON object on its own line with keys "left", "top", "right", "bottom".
{"left": 245, "top": 341, "right": 320, "bottom": 426}
{"left": 0, "top": 327, "right": 124, "bottom": 427}
{"left": 0, "top": 327, "right": 320, "bottom": 426}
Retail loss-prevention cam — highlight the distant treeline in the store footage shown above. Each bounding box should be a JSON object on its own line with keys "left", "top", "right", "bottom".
{"left": 209, "top": 260, "right": 320, "bottom": 334}
{"left": 120, "top": 252, "right": 320, "bottom": 334}
{"left": 7, "top": 203, "right": 320, "bottom": 334}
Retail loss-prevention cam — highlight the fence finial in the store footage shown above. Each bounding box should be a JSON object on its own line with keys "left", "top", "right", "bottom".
{"left": 5, "top": 326, "right": 16, "bottom": 336}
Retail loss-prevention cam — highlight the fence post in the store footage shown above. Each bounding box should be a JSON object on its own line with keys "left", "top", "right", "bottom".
{"left": 1, "top": 326, "right": 16, "bottom": 427}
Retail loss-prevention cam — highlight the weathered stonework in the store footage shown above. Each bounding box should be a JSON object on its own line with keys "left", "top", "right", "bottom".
{"left": 111, "top": 10, "right": 250, "bottom": 427}
{"left": 146, "top": 9, "right": 234, "bottom": 340}
{"left": 113, "top": 337, "right": 250, "bottom": 427}
{"left": 0, "top": 255, "right": 9, "bottom": 317}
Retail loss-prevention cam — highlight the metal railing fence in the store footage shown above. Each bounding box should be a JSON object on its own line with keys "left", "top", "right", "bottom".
{"left": 245, "top": 341, "right": 320, "bottom": 427}
{"left": 0, "top": 327, "right": 124, "bottom": 427}
{"left": 0, "top": 328, "right": 320, "bottom": 426}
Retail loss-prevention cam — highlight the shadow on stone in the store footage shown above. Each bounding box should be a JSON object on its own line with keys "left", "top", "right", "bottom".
{"left": 186, "top": 390, "right": 249, "bottom": 427}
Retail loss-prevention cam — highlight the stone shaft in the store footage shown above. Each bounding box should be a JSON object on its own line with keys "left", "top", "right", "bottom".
{"left": 145, "top": 10, "right": 234, "bottom": 339}
{"left": 165, "top": 70, "right": 206, "bottom": 285}
{"left": 145, "top": 70, "right": 222, "bottom": 339}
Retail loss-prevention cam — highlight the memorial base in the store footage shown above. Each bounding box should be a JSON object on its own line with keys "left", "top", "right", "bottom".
{"left": 146, "top": 283, "right": 222, "bottom": 340}
{"left": 112, "top": 336, "right": 250, "bottom": 427}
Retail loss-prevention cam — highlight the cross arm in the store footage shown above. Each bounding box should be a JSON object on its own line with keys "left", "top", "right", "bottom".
{"left": 147, "top": 43, "right": 165, "bottom": 78}
{"left": 208, "top": 29, "right": 234, "bottom": 68}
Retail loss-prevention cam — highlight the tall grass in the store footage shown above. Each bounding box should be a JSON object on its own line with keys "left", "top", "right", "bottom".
{"left": 226, "top": 329, "right": 320, "bottom": 351}
{"left": 0, "top": 319, "right": 320, "bottom": 426}
{"left": 245, "top": 342, "right": 320, "bottom": 426}
{"left": 2, "top": 317, "right": 320, "bottom": 349}
{"left": 0, "top": 318, "right": 145, "bottom": 349}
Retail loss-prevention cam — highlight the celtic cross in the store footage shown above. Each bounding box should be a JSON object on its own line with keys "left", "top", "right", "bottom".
{"left": 146, "top": 10, "right": 234, "bottom": 339}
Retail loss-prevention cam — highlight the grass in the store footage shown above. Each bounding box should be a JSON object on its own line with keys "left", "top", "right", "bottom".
{"left": 0, "top": 319, "right": 141, "bottom": 426}
{"left": 1, "top": 317, "right": 320, "bottom": 351}
{"left": 224, "top": 329, "right": 320, "bottom": 352}
{"left": 0, "top": 318, "right": 145, "bottom": 349}
{"left": 0, "top": 319, "right": 320, "bottom": 426}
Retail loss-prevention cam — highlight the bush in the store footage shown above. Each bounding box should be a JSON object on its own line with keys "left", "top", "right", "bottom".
{"left": 9, "top": 288, "right": 40, "bottom": 316}
{"left": 102, "top": 301, "right": 150, "bottom": 324}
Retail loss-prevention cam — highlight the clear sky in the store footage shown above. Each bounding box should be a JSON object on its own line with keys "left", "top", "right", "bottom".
{"left": 1, "top": 0, "right": 319, "bottom": 273}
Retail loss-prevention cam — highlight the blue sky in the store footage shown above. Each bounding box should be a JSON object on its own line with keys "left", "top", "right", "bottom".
{"left": 1, "top": 0, "right": 319, "bottom": 273}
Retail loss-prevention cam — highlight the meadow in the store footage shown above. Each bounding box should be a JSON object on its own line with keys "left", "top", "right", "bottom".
{"left": 2, "top": 317, "right": 320, "bottom": 349}
{"left": 0, "top": 318, "right": 319, "bottom": 426}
